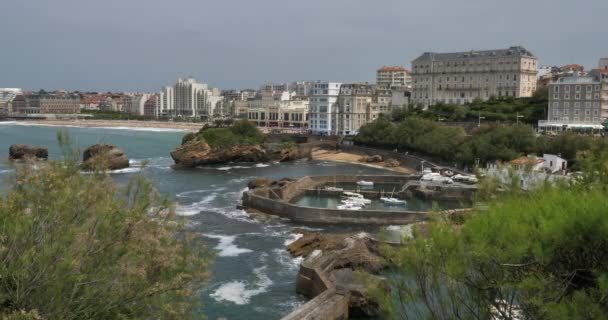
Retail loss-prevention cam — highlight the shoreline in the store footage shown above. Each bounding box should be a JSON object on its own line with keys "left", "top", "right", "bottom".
{"left": 311, "top": 148, "right": 415, "bottom": 174}
{"left": 6, "top": 119, "right": 201, "bottom": 132}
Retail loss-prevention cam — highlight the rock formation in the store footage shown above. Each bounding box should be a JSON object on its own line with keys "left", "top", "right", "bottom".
{"left": 9, "top": 144, "right": 48, "bottom": 161}
{"left": 264, "top": 143, "right": 311, "bottom": 162}
{"left": 82, "top": 144, "right": 129, "bottom": 171}
{"left": 384, "top": 159, "right": 400, "bottom": 168}
{"left": 286, "top": 230, "right": 388, "bottom": 318}
{"left": 359, "top": 155, "right": 383, "bottom": 163}
{"left": 171, "top": 140, "right": 269, "bottom": 169}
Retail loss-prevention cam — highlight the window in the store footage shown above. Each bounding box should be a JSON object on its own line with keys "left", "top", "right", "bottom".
{"left": 564, "top": 85, "right": 570, "bottom": 92}
{"left": 575, "top": 93, "right": 581, "bottom": 100}
{"left": 563, "top": 109, "right": 569, "bottom": 115}
{"left": 575, "top": 85, "right": 581, "bottom": 92}
{"left": 575, "top": 102, "right": 581, "bottom": 108}
{"left": 564, "top": 102, "right": 570, "bottom": 108}
{"left": 564, "top": 93, "right": 570, "bottom": 99}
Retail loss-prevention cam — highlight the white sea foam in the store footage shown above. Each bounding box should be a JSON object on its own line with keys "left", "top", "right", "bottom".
{"left": 204, "top": 234, "right": 253, "bottom": 257}
{"left": 175, "top": 193, "right": 219, "bottom": 216}
{"left": 176, "top": 188, "right": 225, "bottom": 198}
{"left": 0, "top": 169, "right": 14, "bottom": 175}
{"left": 107, "top": 167, "right": 142, "bottom": 174}
{"left": 254, "top": 163, "right": 270, "bottom": 168}
{"left": 210, "top": 266, "right": 273, "bottom": 305}
{"left": 283, "top": 233, "right": 303, "bottom": 246}
{"left": 273, "top": 248, "right": 303, "bottom": 272}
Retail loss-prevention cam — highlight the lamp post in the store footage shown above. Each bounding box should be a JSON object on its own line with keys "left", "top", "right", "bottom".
{"left": 478, "top": 111, "right": 485, "bottom": 128}
{"left": 516, "top": 112, "right": 524, "bottom": 125}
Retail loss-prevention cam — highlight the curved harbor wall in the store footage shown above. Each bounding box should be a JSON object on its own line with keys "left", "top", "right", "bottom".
{"left": 242, "top": 174, "right": 471, "bottom": 225}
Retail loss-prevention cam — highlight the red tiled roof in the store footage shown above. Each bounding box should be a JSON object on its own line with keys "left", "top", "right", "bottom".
{"left": 377, "top": 66, "right": 410, "bottom": 73}
{"left": 592, "top": 68, "right": 608, "bottom": 74}
{"left": 559, "top": 64, "right": 584, "bottom": 72}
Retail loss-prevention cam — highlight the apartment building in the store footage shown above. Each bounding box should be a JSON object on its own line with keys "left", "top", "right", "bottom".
{"left": 144, "top": 95, "right": 157, "bottom": 117}
{"left": 539, "top": 73, "right": 607, "bottom": 131}
{"left": 309, "top": 81, "right": 342, "bottom": 134}
{"left": 173, "top": 78, "right": 221, "bottom": 118}
{"left": 377, "top": 66, "right": 411, "bottom": 89}
{"left": 332, "top": 84, "right": 373, "bottom": 136}
{"left": 411, "top": 46, "right": 538, "bottom": 107}
{"left": 156, "top": 86, "right": 175, "bottom": 117}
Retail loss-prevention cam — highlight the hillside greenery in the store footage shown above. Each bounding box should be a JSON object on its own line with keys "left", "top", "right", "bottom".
{"left": 355, "top": 115, "right": 606, "bottom": 168}
{"left": 373, "top": 150, "right": 608, "bottom": 320}
{"left": 392, "top": 90, "right": 548, "bottom": 125}
{"left": 0, "top": 134, "right": 211, "bottom": 319}
{"left": 182, "top": 120, "right": 265, "bottom": 148}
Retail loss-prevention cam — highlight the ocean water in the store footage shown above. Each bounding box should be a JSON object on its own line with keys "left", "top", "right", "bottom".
{"left": 0, "top": 122, "right": 395, "bottom": 320}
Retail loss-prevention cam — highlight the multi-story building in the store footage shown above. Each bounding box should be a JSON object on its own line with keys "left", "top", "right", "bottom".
{"left": 10, "top": 93, "right": 80, "bottom": 114}
{"left": 309, "top": 81, "right": 342, "bottom": 134}
{"left": 173, "top": 78, "right": 214, "bottom": 118}
{"left": 144, "top": 95, "right": 157, "bottom": 117}
{"left": 156, "top": 86, "right": 174, "bottom": 117}
{"left": 411, "top": 46, "right": 538, "bottom": 107}
{"left": 235, "top": 93, "right": 309, "bottom": 129}
{"left": 539, "top": 73, "right": 608, "bottom": 131}
{"left": 331, "top": 85, "right": 396, "bottom": 136}
{"left": 128, "top": 93, "right": 151, "bottom": 116}
{"left": 377, "top": 66, "right": 411, "bottom": 89}
{"left": 0, "top": 88, "right": 23, "bottom": 114}
{"left": 99, "top": 94, "right": 126, "bottom": 112}
{"left": 332, "top": 84, "right": 373, "bottom": 136}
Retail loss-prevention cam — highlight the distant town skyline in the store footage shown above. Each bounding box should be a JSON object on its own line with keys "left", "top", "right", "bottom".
{"left": 1, "top": 0, "right": 606, "bottom": 92}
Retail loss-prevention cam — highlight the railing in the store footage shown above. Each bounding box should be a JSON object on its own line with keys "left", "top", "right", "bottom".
{"left": 538, "top": 120, "right": 602, "bottom": 126}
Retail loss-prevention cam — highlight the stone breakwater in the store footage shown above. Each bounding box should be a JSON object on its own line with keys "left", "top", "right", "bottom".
{"left": 282, "top": 231, "right": 388, "bottom": 320}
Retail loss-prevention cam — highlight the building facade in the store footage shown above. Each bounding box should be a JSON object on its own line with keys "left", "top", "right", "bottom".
{"left": 155, "top": 86, "right": 175, "bottom": 117}
{"left": 0, "top": 88, "right": 23, "bottom": 114}
{"left": 236, "top": 94, "right": 309, "bottom": 129}
{"left": 376, "top": 66, "right": 411, "bottom": 89}
{"left": 309, "top": 81, "right": 342, "bottom": 134}
{"left": 540, "top": 74, "right": 607, "bottom": 131}
{"left": 411, "top": 46, "right": 538, "bottom": 107}
{"left": 10, "top": 93, "right": 80, "bottom": 114}
{"left": 332, "top": 84, "right": 373, "bottom": 136}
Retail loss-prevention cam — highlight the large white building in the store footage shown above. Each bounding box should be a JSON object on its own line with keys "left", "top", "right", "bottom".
{"left": 129, "top": 93, "right": 151, "bottom": 116}
{"left": 164, "top": 78, "right": 222, "bottom": 118}
{"left": 309, "top": 81, "right": 342, "bottom": 134}
{"left": 411, "top": 46, "right": 538, "bottom": 107}
{"left": 156, "top": 86, "right": 175, "bottom": 117}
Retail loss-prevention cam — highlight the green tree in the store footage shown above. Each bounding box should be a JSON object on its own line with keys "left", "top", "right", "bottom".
{"left": 0, "top": 139, "right": 211, "bottom": 319}
{"left": 376, "top": 160, "right": 608, "bottom": 320}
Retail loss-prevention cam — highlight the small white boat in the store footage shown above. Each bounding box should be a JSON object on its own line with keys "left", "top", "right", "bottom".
{"left": 343, "top": 192, "right": 364, "bottom": 198}
{"left": 341, "top": 197, "right": 371, "bottom": 205}
{"left": 337, "top": 203, "right": 363, "bottom": 210}
{"left": 325, "top": 186, "right": 344, "bottom": 192}
{"left": 381, "top": 197, "right": 406, "bottom": 205}
{"left": 357, "top": 180, "right": 374, "bottom": 187}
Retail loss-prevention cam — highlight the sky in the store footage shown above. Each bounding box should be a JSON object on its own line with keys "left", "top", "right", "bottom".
{"left": 1, "top": 0, "right": 607, "bottom": 92}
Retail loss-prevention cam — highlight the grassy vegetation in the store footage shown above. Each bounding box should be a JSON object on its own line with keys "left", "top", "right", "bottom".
{"left": 0, "top": 133, "right": 211, "bottom": 319}
{"left": 182, "top": 120, "right": 265, "bottom": 148}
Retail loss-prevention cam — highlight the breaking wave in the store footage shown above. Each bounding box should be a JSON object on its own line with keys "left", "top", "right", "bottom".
{"left": 204, "top": 234, "right": 253, "bottom": 257}
{"left": 210, "top": 266, "right": 273, "bottom": 305}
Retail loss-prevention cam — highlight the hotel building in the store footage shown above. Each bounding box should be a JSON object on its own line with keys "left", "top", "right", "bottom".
{"left": 309, "top": 81, "right": 342, "bottom": 134}
{"left": 411, "top": 46, "right": 538, "bottom": 107}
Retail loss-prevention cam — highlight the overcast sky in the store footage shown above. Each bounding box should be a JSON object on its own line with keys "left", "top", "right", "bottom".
{"left": 1, "top": 0, "right": 606, "bottom": 92}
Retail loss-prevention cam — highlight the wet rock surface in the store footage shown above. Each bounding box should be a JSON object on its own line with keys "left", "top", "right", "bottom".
{"left": 82, "top": 144, "right": 129, "bottom": 170}
{"left": 9, "top": 144, "right": 48, "bottom": 161}
{"left": 170, "top": 140, "right": 269, "bottom": 169}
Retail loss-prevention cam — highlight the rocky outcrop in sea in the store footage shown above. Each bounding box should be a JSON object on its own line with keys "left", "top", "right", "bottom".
{"left": 170, "top": 141, "right": 311, "bottom": 169}
{"left": 9, "top": 144, "right": 48, "bottom": 161}
{"left": 81, "top": 144, "right": 129, "bottom": 171}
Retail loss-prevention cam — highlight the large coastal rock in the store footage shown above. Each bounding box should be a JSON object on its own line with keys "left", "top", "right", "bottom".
{"left": 171, "top": 140, "right": 269, "bottom": 169}
{"left": 9, "top": 144, "right": 48, "bottom": 161}
{"left": 82, "top": 144, "right": 129, "bottom": 170}
{"left": 264, "top": 143, "right": 311, "bottom": 162}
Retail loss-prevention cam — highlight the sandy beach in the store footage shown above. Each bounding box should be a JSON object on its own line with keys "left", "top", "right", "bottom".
{"left": 311, "top": 148, "right": 415, "bottom": 174}
{"left": 14, "top": 119, "right": 202, "bottom": 132}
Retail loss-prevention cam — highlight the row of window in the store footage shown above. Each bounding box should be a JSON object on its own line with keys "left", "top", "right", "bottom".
{"left": 553, "top": 109, "right": 599, "bottom": 116}
{"left": 552, "top": 101, "right": 601, "bottom": 108}
{"left": 553, "top": 85, "right": 601, "bottom": 93}
{"left": 551, "top": 116, "right": 600, "bottom": 123}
